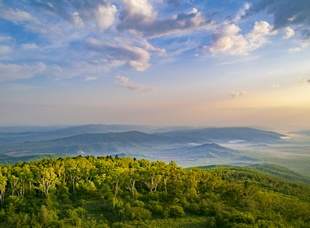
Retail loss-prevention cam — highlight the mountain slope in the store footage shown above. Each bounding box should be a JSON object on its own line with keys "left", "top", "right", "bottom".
{"left": 163, "top": 143, "right": 239, "bottom": 159}
{"left": 159, "top": 127, "right": 285, "bottom": 143}
{"left": 198, "top": 163, "right": 310, "bottom": 184}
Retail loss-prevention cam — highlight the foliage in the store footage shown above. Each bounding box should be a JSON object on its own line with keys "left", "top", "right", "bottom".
{"left": 0, "top": 156, "right": 309, "bottom": 227}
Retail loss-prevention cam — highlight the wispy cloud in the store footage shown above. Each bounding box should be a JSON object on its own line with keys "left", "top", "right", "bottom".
{"left": 230, "top": 91, "right": 248, "bottom": 99}
{"left": 115, "top": 75, "right": 154, "bottom": 92}
{"left": 233, "top": 2, "right": 251, "bottom": 22}
{"left": 86, "top": 38, "right": 151, "bottom": 72}
{"left": 288, "top": 47, "right": 301, "bottom": 53}
{"left": 0, "top": 35, "right": 13, "bottom": 42}
{"left": 21, "top": 43, "right": 39, "bottom": 50}
{"left": 0, "top": 45, "right": 11, "bottom": 54}
{"left": 0, "top": 3, "right": 36, "bottom": 23}
{"left": 117, "top": 0, "right": 213, "bottom": 38}
{"left": 84, "top": 76, "right": 98, "bottom": 81}
{"left": 0, "top": 63, "right": 46, "bottom": 82}
{"left": 29, "top": 1, "right": 117, "bottom": 30}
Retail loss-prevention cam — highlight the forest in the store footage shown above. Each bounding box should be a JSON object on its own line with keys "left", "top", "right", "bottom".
{"left": 0, "top": 155, "right": 309, "bottom": 227}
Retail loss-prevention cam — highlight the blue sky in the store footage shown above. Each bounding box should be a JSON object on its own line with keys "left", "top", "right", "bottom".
{"left": 0, "top": 0, "right": 310, "bottom": 129}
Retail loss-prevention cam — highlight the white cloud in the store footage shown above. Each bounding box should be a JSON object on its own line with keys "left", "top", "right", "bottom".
{"left": 230, "top": 91, "right": 248, "bottom": 99}
{"left": 210, "top": 21, "right": 273, "bottom": 55}
{"left": 0, "top": 63, "right": 46, "bottom": 82}
{"left": 283, "top": 27, "right": 295, "bottom": 39}
{"left": 246, "top": 21, "right": 273, "bottom": 48}
{"left": 117, "top": 3, "right": 211, "bottom": 38}
{"left": 288, "top": 47, "right": 301, "bottom": 53}
{"left": 21, "top": 43, "right": 39, "bottom": 50}
{"left": 287, "top": 40, "right": 309, "bottom": 53}
{"left": 115, "top": 75, "right": 154, "bottom": 91}
{"left": 0, "top": 35, "right": 13, "bottom": 43}
{"left": 210, "top": 24, "right": 248, "bottom": 55}
{"left": 144, "top": 8, "right": 208, "bottom": 37}
{"left": 30, "top": 1, "right": 117, "bottom": 30}
{"left": 233, "top": 2, "right": 251, "bottom": 22}
{"left": 86, "top": 38, "right": 151, "bottom": 72}
{"left": 96, "top": 5, "right": 117, "bottom": 30}
{"left": 117, "top": 0, "right": 156, "bottom": 31}
{"left": 72, "top": 12, "right": 84, "bottom": 28}
{"left": 288, "top": 16, "right": 297, "bottom": 22}
{"left": 0, "top": 2, "right": 36, "bottom": 24}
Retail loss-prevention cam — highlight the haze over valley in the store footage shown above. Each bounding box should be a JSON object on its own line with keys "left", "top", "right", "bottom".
{"left": 0, "top": 124, "right": 309, "bottom": 178}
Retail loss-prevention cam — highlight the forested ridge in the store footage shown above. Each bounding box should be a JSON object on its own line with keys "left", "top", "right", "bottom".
{"left": 0, "top": 156, "right": 309, "bottom": 227}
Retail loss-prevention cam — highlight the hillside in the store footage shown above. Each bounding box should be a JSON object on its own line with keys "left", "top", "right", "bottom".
{"left": 159, "top": 127, "right": 286, "bottom": 143}
{"left": 0, "top": 153, "right": 68, "bottom": 164}
{"left": 197, "top": 163, "right": 310, "bottom": 184}
{"left": 0, "top": 156, "right": 309, "bottom": 227}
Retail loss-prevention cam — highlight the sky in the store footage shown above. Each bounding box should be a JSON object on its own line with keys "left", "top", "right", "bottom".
{"left": 0, "top": 0, "right": 310, "bottom": 129}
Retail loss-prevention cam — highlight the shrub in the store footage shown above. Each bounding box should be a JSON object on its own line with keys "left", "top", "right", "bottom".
{"left": 169, "top": 205, "right": 185, "bottom": 218}
{"left": 129, "top": 207, "right": 152, "bottom": 221}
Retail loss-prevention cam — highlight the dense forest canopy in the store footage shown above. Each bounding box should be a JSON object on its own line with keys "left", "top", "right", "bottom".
{"left": 0, "top": 156, "right": 309, "bottom": 227}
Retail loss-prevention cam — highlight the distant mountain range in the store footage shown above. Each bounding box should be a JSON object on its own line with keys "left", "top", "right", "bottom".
{"left": 159, "top": 127, "right": 285, "bottom": 143}
{"left": 0, "top": 125, "right": 287, "bottom": 166}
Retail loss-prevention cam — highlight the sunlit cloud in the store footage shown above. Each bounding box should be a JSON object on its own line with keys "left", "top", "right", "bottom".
{"left": 210, "top": 21, "right": 273, "bottom": 55}
{"left": 283, "top": 27, "right": 295, "bottom": 39}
